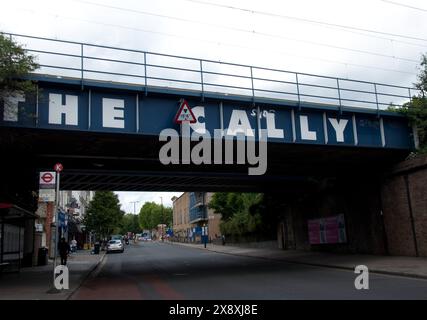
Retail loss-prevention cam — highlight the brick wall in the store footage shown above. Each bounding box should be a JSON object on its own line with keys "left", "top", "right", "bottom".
{"left": 44, "top": 202, "right": 54, "bottom": 250}
{"left": 205, "top": 192, "right": 222, "bottom": 241}
{"left": 276, "top": 154, "right": 427, "bottom": 258}
{"left": 172, "top": 193, "right": 190, "bottom": 237}
{"left": 410, "top": 169, "right": 427, "bottom": 256}
{"left": 381, "top": 155, "right": 427, "bottom": 257}
{"left": 279, "top": 175, "right": 387, "bottom": 255}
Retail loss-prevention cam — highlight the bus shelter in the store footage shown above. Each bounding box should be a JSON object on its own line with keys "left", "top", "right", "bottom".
{"left": 0, "top": 203, "right": 38, "bottom": 273}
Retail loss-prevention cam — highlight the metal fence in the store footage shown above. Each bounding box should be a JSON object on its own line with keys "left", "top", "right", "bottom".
{"left": 4, "top": 32, "right": 419, "bottom": 112}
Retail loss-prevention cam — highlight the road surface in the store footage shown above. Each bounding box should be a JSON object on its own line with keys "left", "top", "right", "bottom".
{"left": 71, "top": 241, "right": 427, "bottom": 300}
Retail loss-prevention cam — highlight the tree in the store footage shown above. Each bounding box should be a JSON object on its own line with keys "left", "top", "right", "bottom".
{"left": 161, "top": 206, "right": 173, "bottom": 228}
{"left": 209, "top": 192, "right": 264, "bottom": 236}
{"left": 138, "top": 201, "right": 172, "bottom": 230}
{"left": 0, "top": 34, "right": 38, "bottom": 212}
{"left": 398, "top": 54, "right": 427, "bottom": 153}
{"left": 119, "top": 213, "right": 142, "bottom": 234}
{"left": 415, "top": 54, "right": 427, "bottom": 96}
{"left": 208, "top": 192, "right": 261, "bottom": 220}
{"left": 84, "top": 191, "right": 124, "bottom": 240}
{"left": 0, "top": 33, "right": 38, "bottom": 106}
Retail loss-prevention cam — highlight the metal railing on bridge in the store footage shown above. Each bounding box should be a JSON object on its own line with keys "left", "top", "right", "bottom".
{"left": 3, "top": 32, "right": 419, "bottom": 113}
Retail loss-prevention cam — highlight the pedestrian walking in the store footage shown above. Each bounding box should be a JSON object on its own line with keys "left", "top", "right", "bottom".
{"left": 58, "top": 237, "right": 70, "bottom": 266}
{"left": 71, "top": 238, "right": 77, "bottom": 253}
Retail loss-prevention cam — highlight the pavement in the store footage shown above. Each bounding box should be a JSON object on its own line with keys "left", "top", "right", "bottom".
{"left": 0, "top": 249, "right": 105, "bottom": 300}
{"left": 167, "top": 241, "right": 427, "bottom": 279}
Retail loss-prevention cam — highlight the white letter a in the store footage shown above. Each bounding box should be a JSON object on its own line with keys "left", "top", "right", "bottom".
{"left": 354, "top": 265, "right": 369, "bottom": 290}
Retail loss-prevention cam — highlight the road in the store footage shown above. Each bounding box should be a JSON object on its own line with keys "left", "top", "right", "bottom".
{"left": 70, "top": 241, "right": 427, "bottom": 300}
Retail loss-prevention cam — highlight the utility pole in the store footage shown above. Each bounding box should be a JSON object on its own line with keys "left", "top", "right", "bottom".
{"left": 130, "top": 201, "right": 139, "bottom": 215}
{"left": 160, "top": 196, "right": 164, "bottom": 241}
{"left": 52, "top": 163, "right": 63, "bottom": 291}
{"left": 129, "top": 201, "right": 140, "bottom": 241}
{"left": 53, "top": 171, "right": 60, "bottom": 283}
{"left": 160, "top": 196, "right": 164, "bottom": 220}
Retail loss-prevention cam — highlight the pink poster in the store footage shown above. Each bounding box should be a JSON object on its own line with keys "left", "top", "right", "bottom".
{"left": 325, "top": 216, "right": 339, "bottom": 243}
{"left": 308, "top": 219, "right": 321, "bottom": 244}
{"left": 308, "top": 214, "right": 346, "bottom": 244}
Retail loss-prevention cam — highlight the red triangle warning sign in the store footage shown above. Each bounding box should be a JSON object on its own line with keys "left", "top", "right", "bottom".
{"left": 174, "top": 99, "right": 197, "bottom": 124}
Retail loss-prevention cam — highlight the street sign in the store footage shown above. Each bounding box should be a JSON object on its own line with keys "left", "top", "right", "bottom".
{"left": 39, "top": 171, "right": 56, "bottom": 202}
{"left": 54, "top": 163, "right": 63, "bottom": 172}
{"left": 174, "top": 99, "right": 197, "bottom": 124}
{"left": 40, "top": 172, "right": 54, "bottom": 184}
{"left": 39, "top": 189, "right": 55, "bottom": 202}
{"left": 39, "top": 171, "right": 56, "bottom": 190}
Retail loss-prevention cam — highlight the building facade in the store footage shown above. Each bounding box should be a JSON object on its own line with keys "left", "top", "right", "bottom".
{"left": 35, "top": 190, "right": 94, "bottom": 260}
{"left": 171, "top": 193, "right": 191, "bottom": 241}
{"left": 172, "top": 192, "right": 222, "bottom": 243}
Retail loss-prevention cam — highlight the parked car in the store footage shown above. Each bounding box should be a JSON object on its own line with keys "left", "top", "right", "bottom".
{"left": 107, "top": 239, "right": 124, "bottom": 253}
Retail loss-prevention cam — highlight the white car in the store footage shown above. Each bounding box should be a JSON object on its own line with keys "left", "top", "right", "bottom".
{"left": 107, "top": 240, "right": 124, "bottom": 253}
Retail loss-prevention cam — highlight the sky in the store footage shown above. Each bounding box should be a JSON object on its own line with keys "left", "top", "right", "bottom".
{"left": 116, "top": 191, "right": 180, "bottom": 213}
{"left": 2, "top": 0, "right": 426, "bottom": 212}
{"left": 2, "top": 0, "right": 426, "bottom": 84}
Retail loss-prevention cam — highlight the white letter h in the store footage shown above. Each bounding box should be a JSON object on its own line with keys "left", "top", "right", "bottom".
{"left": 48, "top": 93, "right": 78, "bottom": 125}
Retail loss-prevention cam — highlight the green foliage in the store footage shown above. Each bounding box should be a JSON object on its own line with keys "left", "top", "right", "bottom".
{"left": 219, "top": 210, "right": 263, "bottom": 236}
{"left": 400, "top": 97, "right": 427, "bottom": 153}
{"left": 210, "top": 192, "right": 264, "bottom": 236}
{"left": 208, "top": 192, "right": 261, "bottom": 220}
{"left": 416, "top": 54, "right": 427, "bottom": 96}
{"left": 119, "top": 213, "right": 142, "bottom": 234}
{"left": 138, "top": 201, "right": 172, "bottom": 230}
{"left": 84, "top": 191, "right": 124, "bottom": 239}
{"left": 0, "top": 33, "right": 38, "bottom": 99}
{"left": 398, "top": 54, "right": 427, "bottom": 153}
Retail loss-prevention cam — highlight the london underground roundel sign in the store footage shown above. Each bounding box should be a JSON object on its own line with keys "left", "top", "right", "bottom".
{"left": 41, "top": 172, "right": 54, "bottom": 183}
